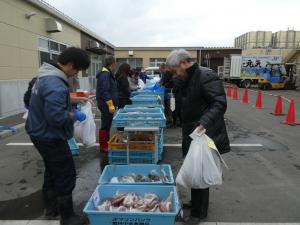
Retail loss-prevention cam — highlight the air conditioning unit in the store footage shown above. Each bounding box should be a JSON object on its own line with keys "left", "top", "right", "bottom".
{"left": 128, "top": 50, "right": 134, "bottom": 56}
{"left": 46, "top": 18, "right": 62, "bottom": 33}
{"left": 89, "top": 40, "right": 100, "bottom": 49}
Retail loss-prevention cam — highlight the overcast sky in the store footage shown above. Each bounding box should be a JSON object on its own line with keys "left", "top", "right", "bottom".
{"left": 44, "top": 0, "right": 300, "bottom": 47}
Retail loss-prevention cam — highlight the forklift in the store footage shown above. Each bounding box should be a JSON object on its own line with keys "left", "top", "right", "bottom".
{"left": 258, "top": 63, "right": 298, "bottom": 90}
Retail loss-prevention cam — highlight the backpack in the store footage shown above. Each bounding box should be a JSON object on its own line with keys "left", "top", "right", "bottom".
{"left": 23, "top": 77, "right": 37, "bottom": 108}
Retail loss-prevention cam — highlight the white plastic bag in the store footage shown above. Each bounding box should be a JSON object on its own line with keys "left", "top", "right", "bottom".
{"left": 170, "top": 89, "right": 176, "bottom": 112}
{"left": 176, "top": 129, "right": 227, "bottom": 189}
{"left": 138, "top": 79, "right": 145, "bottom": 90}
{"left": 23, "top": 109, "right": 28, "bottom": 120}
{"left": 74, "top": 102, "right": 96, "bottom": 147}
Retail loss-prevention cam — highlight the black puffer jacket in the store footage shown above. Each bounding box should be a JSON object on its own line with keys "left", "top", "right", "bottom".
{"left": 181, "top": 63, "right": 230, "bottom": 154}
{"left": 172, "top": 75, "right": 183, "bottom": 98}
{"left": 116, "top": 73, "right": 131, "bottom": 108}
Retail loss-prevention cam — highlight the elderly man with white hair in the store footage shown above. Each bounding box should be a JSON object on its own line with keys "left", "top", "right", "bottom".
{"left": 166, "top": 49, "right": 230, "bottom": 223}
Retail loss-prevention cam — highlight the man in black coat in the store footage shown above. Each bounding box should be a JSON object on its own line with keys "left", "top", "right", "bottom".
{"left": 166, "top": 49, "right": 230, "bottom": 223}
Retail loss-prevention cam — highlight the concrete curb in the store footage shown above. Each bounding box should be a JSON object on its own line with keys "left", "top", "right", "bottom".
{"left": 0, "top": 123, "right": 25, "bottom": 139}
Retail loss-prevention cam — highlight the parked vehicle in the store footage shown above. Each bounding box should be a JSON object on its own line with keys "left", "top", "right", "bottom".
{"left": 223, "top": 55, "right": 298, "bottom": 89}
{"left": 145, "top": 67, "right": 160, "bottom": 77}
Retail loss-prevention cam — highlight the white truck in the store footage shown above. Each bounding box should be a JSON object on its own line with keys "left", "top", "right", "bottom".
{"left": 221, "top": 55, "right": 282, "bottom": 88}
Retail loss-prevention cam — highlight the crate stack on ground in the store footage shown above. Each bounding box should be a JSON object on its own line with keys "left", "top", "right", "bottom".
{"left": 129, "top": 89, "right": 165, "bottom": 160}
{"left": 84, "top": 164, "right": 180, "bottom": 225}
{"left": 111, "top": 108, "right": 166, "bottom": 164}
{"left": 109, "top": 83, "right": 166, "bottom": 164}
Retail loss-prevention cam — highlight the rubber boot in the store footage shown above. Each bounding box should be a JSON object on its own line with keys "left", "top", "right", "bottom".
{"left": 99, "top": 129, "right": 109, "bottom": 152}
{"left": 183, "top": 216, "right": 201, "bottom": 225}
{"left": 57, "top": 195, "right": 85, "bottom": 225}
{"left": 42, "top": 189, "right": 59, "bottom": 219}
{"left": 191, "top": 188, "right": 209, "bottom": 219}
{"left": 199, "top": 188, "right": 209, "bottom": 219}
{"left": 100, "top": 152, "right": 109, "bottom": 172}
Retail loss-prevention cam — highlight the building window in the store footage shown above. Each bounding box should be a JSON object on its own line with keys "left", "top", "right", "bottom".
{"left": 116, "top": 58, "right": 127, "bottom": 67}
{"left": 87, "top": 55, "right": 102, "bottom": 90}
{"left": 50, "top": 41, "right": 59, "bottom": 52}
{"left": 39, "top": 51, "right": 50, "bottom": 64}
{"left": 38, "top": 37, "right": 70, "bottom": 66}
{"left": 38, "top": 38, "right": 49, "bottom": 50}
{"left": 51, "top": 53, "right": 60, "bottom": 62}
{"left": 60, "top": 44, "right": 67, "bottom": 52}
{"left": 149, "top": 58, "right": 166, "bottom": 67}
{"left": 116, "top": 58, "right": 143, "bottom": 69}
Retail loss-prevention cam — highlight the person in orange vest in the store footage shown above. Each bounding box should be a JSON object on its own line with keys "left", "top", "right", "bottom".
{"left": 96, "top": 56, "right": 118, "bottom": 171}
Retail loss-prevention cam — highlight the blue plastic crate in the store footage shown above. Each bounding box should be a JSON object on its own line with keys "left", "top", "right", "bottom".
{"left": 124, "top": 104, "right": 164, "bottom": 110}
{"left": 143, "top": 83, "right": 156, "bottom": 89}
{"left": 0, "top": 125, "right": 16, "bottom": 132}
{"left": 83, "top": 185, "right": 180, "bottom": 225}
{"left": 131, "top": 95, "right": 162, "bottom": 105}
{"left": 143, "top": 82, "right": 164, "bottom": 91}
{"left": 108, "top": 150, "right": 158, "bottom": 164}
{"left": 112, "top": 112, "right": 166, "bottom": 128}
{"left": 98, "top": 164, "right": 174, "bottom": 185}
{"left": 68, "top": 138, "right": 79, "bottom": 156}
{"left": 158, "top": 129, "right": 164, "bottom": 161}
{"left": 132, "top": 91, "right": 164, "bottom": 101}
{"left": 132, "top": 95, "right": 162, "bottom": 102}
{"left": 118, "top": 107, "right": 163, "bottom": 114}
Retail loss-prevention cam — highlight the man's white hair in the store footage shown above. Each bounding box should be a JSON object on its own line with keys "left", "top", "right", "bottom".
{"left": 166, "top": 49, "right": 192, "bottom": 67}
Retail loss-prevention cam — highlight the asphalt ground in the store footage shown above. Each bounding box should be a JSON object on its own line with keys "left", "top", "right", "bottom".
{"left": 0, "top": 88, "right": 300, "bottom": 224}
{"left": 0, "top": 113, "right": 25, "bottom": 127}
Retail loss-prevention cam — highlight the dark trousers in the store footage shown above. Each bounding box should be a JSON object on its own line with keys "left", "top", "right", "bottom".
{"left": 172, "top": 99, "right": 182, "bottom": 126}
{"left": 164, "top": 97, "right": 173, "bottom": 125}
{"left": 191, "top": 188, "right": 209, "bottom": 218}
{"left": 101, "top": 111, "right": 113, "bottom": 131}
{"left": 31, "top": 137, "right": 76, "bottom": 196}
{"left": 182, "top": 122, "right": 209, "bottom": 218}
{"left": 98, "top": 103, "right": 113, "bottom": 170}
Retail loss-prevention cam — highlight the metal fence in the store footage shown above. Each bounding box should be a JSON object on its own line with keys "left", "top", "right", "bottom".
{"left": 0, "top": 79, "right": 30, "bottom": 118}
{"left": 0, "top": 77, "right": 91, "bottom": 118}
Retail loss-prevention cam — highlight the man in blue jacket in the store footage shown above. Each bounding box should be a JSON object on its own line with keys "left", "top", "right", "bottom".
{"left": 26, "top": 47, "right": 90, "bottom": 225}
{"left": 96, "top": 56, "right": 118, "bottom": 171}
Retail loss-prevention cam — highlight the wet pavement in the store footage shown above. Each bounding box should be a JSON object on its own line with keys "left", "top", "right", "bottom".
{"left": 0, "top": 113, "right": 24, "bottom": 126}
{"left": 0, "top": 89, "right": 300, "bottom": 223}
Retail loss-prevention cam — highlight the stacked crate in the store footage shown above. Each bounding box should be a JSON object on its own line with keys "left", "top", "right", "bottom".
{"left": 84, "top": 164, "right": 180, "bottom": 225}
{"left": 110, "top": 107, "right": 165, "bottom": 164}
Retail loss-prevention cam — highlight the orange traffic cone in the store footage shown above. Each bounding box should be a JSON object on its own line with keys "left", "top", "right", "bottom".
{"left": 232, "top": 85, "right": 238, "bottom": 100}
{"left": 241, "top": 88, "right": 249, "bottom": 104}
{"left": 282, "top": 99, "right": 299, "bottom": 125}
{"left": 254, "top": 90, "right": 263, "bottom": 109}
{"left": 271, "top": 95, "right": 285, "bottom": 116}
{"left": 227, "top": 84, "right": 232, "bottom": 97}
